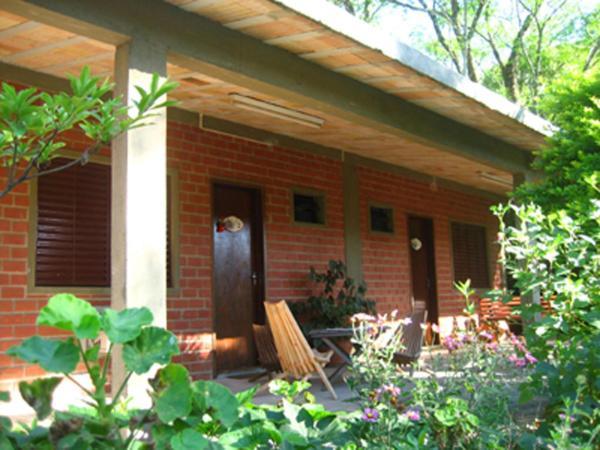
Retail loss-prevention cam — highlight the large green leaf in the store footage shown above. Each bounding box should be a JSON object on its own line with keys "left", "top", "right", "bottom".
{"left": 19, "top": 377, "right": 62, "bottom": 420}
{"left": 101, "top": 307, "right": 153, "bottom": 344}
{"left": 170, "top": 429, "right": 209, "bottom": 450}
{"left": 7, "top": 337, "right": 79, "bottom": 373}
{"left": 192, "top": 381, "right": 239, "bottom": 428}
{"left": 37, "top": 294, "right": 101, "bottom": 339}
{"left": 122, "top": 327, "right": 179, "bottom": 374}
{"left": 153, "top": 363, "right": 192, "bottom": 423}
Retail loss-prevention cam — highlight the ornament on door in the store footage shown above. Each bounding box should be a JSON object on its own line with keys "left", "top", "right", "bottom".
{"left": 216, "top": 215, "right": 244, "bottom": 233}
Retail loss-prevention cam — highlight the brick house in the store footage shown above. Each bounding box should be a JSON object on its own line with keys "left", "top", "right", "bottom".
{"left": 0, "top": 0, "right": 551, "bottom": 396}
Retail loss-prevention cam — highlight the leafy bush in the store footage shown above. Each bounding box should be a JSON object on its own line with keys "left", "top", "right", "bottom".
{"left": 1, "top": 294, "right": 352, "bottom": 449}
{"left": 291, "top": 260, "right": 375, "bottom": 331}
{"left": 346, "top": 284, "right": 533, "bottom": 449}
{"left": 495, "top": 67, "right": 600, "bottom": 446}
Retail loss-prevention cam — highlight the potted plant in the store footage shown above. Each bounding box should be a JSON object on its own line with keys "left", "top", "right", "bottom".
{"left": 291, "top": 259, "right": 375, "bottom": 339}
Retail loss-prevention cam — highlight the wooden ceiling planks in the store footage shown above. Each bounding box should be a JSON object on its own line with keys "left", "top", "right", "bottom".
{"left": 0, "top": 8, "right": 514, "bottom": 193}
{"left": 165, "top": 0, "right": 546, "bottom": 153}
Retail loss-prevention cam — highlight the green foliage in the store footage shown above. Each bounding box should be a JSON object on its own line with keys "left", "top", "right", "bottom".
{"left": 7, "top": 336, "right": 79, "bottom": 373}
{"left": 493, "top": 69, "right": 600, "bottom": 444}
{"left": 516, "top": 68, "right": 600, "bottom": 214}
{"left": 2, "top": 295, "right": 352, "bottom": 449}
{"left": 4, "top": 293, "right": 178, "bottom": 448}
{"left": 0, "top": 66, "right": 178, "bottom": 198}
{"left": 152, "top": 363, "right": 193, "bottom": 424}
{"left": 18, "top": 378, "right": 62, "bottom": 420}
{"left": 122, "top": 326, "right": 180, "bottom": 374}
{"left": 101, "top": 307, "right": 153, "bottom": 344}
{"left": 291, "top": 260, "right": 375, "bottom": 331}
{"left": 37, "top": 293, "right": 101, "bottom": 339}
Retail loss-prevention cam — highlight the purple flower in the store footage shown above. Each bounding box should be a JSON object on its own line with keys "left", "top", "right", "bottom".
{"left": 479, "top": 331, "right": 494, "bottom": 341}
{"left": 443, "top": 336, "right": 462, "bottom": 352}
{"left": 362, "top": 407, "right": 380, "bottom": 423}
{"left": 405, "top": 409, "right": 420, "bottom": 421}
{"left": 525, "top": 353, "right": 538, "bottom": 365}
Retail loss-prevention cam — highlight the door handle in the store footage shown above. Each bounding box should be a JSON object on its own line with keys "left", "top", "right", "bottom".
{"left": 251, "top": 272, "right": 258, "bottom": 286}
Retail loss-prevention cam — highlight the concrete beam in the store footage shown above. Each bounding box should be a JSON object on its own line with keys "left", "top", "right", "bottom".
{"left": 111, "top": 38, "right": 168, "bottom": 406}
{"left": 3, "top": 0, "right": 533, "bottom": 174}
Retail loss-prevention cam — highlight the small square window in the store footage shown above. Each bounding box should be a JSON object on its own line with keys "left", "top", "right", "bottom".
{"left": 293, "top": 191, "right": 325, "bottom": 225}
{"left": 370, "top": 205, "right": 394, "bottom": 234}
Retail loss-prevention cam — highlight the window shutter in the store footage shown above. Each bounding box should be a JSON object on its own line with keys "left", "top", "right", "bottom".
{"left": 451, "top": 222, "right": 489, "bottom": 288}
{"left": 35, "top": 159, "right": 174, "bottom": 288}
{"left": 36, "top": 160, "right": 111, "bottom": 287}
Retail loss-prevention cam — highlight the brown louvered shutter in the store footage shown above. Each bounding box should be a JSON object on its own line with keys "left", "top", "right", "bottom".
{"left": 36, "top": 159, "right": 111, "bottom": 287}
{"left": 451, "top": 222, "right": 489, "bottom": 288}
{"left": 35, "top": 159, "right": 174, "bottom": 287}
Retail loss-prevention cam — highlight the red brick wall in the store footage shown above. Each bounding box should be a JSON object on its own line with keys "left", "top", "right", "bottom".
{"left": 0, "top": 119, "right": 345, "bottom": 388}
{"left": 358, "top": 166, "right": 501, "bottom": 321}
{"left": 0, "top": 100, "right": 501, "bottom": 389}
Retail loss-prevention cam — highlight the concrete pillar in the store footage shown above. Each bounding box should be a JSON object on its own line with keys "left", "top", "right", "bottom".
{"left": 343, "top": 156, "right": 363, "bottom": 282}
{"left": 111, "top": 38, "right": 168, "bottom": 406}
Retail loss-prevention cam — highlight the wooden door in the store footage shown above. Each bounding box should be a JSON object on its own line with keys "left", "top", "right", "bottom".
{"left": 408, "top": 217, "right": 438, "bottom": 325}
{"left": 213, "top": 184, "right": 264, "bottom": 373}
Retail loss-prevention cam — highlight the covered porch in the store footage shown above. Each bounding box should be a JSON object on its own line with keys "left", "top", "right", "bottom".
{"left": 0, "top": 0, "right": 550, "bottom": 402}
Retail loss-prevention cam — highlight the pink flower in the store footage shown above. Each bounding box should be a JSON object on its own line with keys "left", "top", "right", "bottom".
{"left": 525, "top": 353, "right": 538, "bottom": 365}
{"left": 431, "top": 323, "right": 440, "bottom": 334}
{"left": 403, "top": 317, "right": 413, "bottom": 326}
{"left": 352, "top": 313, "right": 376, "bottom": 323}
{"left": 514, "top": 358, "right": 527, "bottom": 368}
{"left": 362, "top": 407, "right": 380, "bottom": 423}
{"left": 485, "top": 342, "right": 499, "bottom": 352}
{"left": 405, "top": 409, "right": 421, "bottom": 421}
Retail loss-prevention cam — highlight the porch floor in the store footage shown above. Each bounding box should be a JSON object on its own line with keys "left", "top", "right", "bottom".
{"left": 216, "top": 366, "right": 359, "bottom": 412}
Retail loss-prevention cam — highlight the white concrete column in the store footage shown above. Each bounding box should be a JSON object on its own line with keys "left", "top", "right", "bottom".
{"left": 111, "top": 38, "right": 168, "bottom": 405}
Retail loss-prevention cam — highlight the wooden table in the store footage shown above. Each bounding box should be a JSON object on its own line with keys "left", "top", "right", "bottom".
{"left": 309, "top": 328, "right": 353, "bottom": 383}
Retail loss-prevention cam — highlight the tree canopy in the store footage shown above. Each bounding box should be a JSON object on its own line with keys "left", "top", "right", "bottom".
{"left": 330, "top": 0, "right": 600, "bottom": 113}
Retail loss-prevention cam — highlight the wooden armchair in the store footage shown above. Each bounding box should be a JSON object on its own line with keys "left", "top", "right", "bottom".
{"left": 264, "top": 300, "right": 337, "bottom": 399}
{"left": 394, "top": 309, "right": 428, "bottom": 372}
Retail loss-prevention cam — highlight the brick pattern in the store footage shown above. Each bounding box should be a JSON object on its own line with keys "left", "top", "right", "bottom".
{"left": 358, "top": 166, "right": 501, "bottom": 318}
{"left": 0, "top": 118, "right": 344, "bottom": 387}
{"left": 0, "top": 91, "right": 500, "bottom": 388}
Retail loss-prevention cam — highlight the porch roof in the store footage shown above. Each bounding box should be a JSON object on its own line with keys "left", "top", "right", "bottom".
{"left": 1, "top": 0, "right": 552, "bottom": 195}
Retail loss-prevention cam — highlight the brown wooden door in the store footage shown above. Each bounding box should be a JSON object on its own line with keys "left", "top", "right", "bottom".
{"left": 408, "top": 217, "right": 438, "bottom": 325}
{"left": 213, "top": 184, "right": 264, "bottom": 373}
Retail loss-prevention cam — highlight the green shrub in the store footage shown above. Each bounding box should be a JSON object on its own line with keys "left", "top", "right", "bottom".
{"left": 291, "top": 260, "right": 375, "bottom": 332}
{"left": 1, "top": 294, "right": 352, "bottom": 449}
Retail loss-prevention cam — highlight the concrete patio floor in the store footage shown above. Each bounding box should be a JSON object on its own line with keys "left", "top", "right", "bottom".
{"left": 216, "top": 366, "right": 360, "bottom": 412}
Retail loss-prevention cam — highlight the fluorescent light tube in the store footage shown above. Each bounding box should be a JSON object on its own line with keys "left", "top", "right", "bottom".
{"left": 477, "top": 171, "right": 512, "bottom": 187}
{"left": 229, "top": 93, "right": 325, "bottom": 129}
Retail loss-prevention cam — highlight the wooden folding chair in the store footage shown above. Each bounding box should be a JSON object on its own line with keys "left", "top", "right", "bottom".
{"left": 394, "top": 309, "right": 428, "bottom": 374}
{"left": 250, "top": 323, "right": 281, "bottom": 381}
{"left": 264, "top": 300, "right": 337, "bottom": 399}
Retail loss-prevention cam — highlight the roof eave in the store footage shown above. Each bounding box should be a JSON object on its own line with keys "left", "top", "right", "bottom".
{"left": 273, "top": 0, "right": 555, "bottom": 138}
